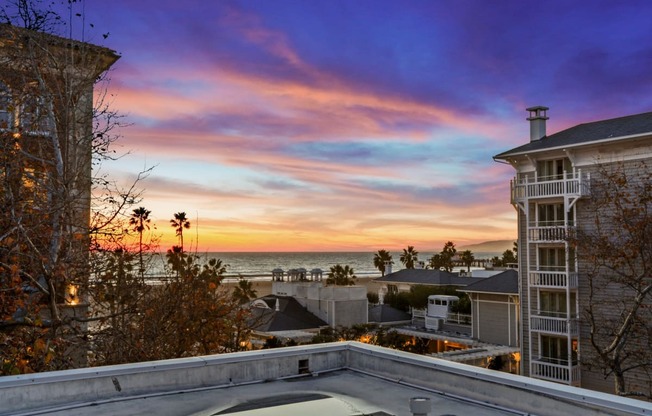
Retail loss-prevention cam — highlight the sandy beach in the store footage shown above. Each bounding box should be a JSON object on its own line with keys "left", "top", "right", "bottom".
{"left": 222, "top": 276, "right": 384, "bottom": 298}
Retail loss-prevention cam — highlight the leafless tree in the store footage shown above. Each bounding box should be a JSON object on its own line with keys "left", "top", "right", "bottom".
{"left": 572, "top": 161, "right": 652, "bottom": 398}
{"left": 0, "top": 1, "right": 146, "bottom": 373}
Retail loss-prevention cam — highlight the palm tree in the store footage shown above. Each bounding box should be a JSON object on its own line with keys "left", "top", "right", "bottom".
{"left": 460, "top": 250, "right": 475, "bottom": 272}
{"left": 373, "top": 249, "right": 393, "bottom": 276}
{"left": 400, "top": 246, "right": 419, "bottom": 269}
{"left": 170, "top": 211, "right": 191, "bottom": 250}
{"left": 326, "top": 264, "right": 357, "bottom": 286}
{"left": 440, "top": 241, "right": 457, "bottom": 272}
{"left": 129, "top": 206, "right": 151, "bottom": 276}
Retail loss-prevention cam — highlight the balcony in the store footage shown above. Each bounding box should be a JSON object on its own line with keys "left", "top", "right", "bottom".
{"left": 528, "top": 225, "right": 575, "bottom": 243}
{"left": 530, "top": 314, "right": 578, "bottom": 336}
{"left": 531, "top": 360, "right": 581, "bottom": 386}
{"left": 529, "top": 271, "right": 578, "bottom": 289}
{"left": 511, "top": 171, "right": 590, "bottom": 205}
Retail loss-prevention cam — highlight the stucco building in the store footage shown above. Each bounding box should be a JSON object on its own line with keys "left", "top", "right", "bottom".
{"left": 0, "top": 23, "right": 119, "bottom": 301}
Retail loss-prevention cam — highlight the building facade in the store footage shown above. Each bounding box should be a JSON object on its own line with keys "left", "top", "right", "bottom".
{"left": 0, "top": 24, "right": 118, "bottom": 298}
{"left": 494, "top": 107, "right": 652, "bottom": 394}
{"left": 461, "top": 269, "right": 519, "bottom": 348}
{"left": 0, "top": 23, "right": 119, "bottom": 371}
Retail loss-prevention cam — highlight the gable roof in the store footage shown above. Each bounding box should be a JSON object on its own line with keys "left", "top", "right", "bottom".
{"left": 494, "top": 111, "right": 652, "bottom": 160}
{"left": 460, "top": 269, "right": 518, "bottom": 295}
{"left": 250, "top": 295, "right": 327, "bottom": 332}
{"left": 375, "top": 268, "right": 480, "bottom": 286}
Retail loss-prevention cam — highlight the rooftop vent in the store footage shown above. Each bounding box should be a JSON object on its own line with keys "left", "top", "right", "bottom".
{"left": 526, "top": 105, "right": 549, "bottom": 141}
{"left": 409, "top": 397, "right": 431, "bottom": 415}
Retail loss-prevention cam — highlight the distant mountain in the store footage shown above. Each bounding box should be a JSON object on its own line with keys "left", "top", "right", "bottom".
{"left": 458, "top": 240, "right": 516, "bottom": 254}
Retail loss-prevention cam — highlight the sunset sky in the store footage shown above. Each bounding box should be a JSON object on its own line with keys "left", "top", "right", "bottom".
{"left": 67, "top": 0, "right": 652, "bottom": 251}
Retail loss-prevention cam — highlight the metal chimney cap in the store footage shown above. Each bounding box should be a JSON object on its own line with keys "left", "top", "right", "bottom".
{"left": 526, "top": 105, "right": 549, "bottom": 112}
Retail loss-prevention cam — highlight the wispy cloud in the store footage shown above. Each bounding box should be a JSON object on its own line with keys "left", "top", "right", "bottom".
{"left": 88, "top": 0, "right": 652, "bottom": 251}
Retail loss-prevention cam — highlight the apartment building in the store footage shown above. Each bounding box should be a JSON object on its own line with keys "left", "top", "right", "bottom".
{"left": 0, "top": 24, "right": 119, "bottom": 370}
{"left": 494, "top": 107, "right": 652, "bottom": 393}
{"left": 0, "top": 23, "right": 119, "bottom": 299}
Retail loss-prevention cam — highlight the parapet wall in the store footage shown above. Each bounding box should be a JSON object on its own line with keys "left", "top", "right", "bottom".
{"left": 0, "top": 342, "right": 648, "bottom": 415}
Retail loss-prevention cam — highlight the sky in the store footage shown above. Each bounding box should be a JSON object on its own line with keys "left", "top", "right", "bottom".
{"left": 53, "top": 0, "right": 652, "bottom": 252}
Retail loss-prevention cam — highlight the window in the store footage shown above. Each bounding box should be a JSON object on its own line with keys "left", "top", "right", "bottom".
{"left": 0, "top": 81, "right": 13, "bottom": 130}
{"left": 537, "top": 158, "right": 572, "bottom": 181}
{"left": 540, "top": 335, "right": 578, "bottom": 365}
{"left": 537, "top": 203, "right": 573, "bottom": 227}
{"left": 539, "top": 291, "right": 576, "bottom": 318}
{"left": 538, "top": 247, "right": 565, "bottom": 271}
{"left": 19, "top": 93, "right": 53, "bottom": 134}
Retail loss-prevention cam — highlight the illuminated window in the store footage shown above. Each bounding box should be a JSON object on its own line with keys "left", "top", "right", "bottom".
{"left": 66, "top": 284, "right": 79, "bottom": 305}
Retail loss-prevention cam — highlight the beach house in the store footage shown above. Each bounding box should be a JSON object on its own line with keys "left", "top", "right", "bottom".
{"left": 494, "top": 107, "right": 652, "bottom": 394}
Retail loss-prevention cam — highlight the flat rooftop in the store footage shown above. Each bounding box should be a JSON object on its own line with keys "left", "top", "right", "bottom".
{"left": 1, "top": 342, "right": 650, "bottom": 416}
{"left": 32, "top": 370, "right": 517, "bottom": 416}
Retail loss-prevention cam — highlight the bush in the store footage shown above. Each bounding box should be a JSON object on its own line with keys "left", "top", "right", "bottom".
{"left": 367, "top": 292, "right": 379, "bottom": 304}
{"left": 384, "top": 291, "right": 411, "bottom": 311}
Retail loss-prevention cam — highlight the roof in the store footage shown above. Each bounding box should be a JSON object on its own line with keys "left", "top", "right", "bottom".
{"left": 250, "top": 295, "right": 327, "bottom": 332}
{"left": 375, "top": 268, "right": 481, "bottom": 286}
{"left": 3, "top": 342, "right": 649, "bottom": 416}
{"left": 368, "top": 304, "right": 411, "bottom": 323}
{"left": 460, "top": 269, "right": 518, "bottom": 295}
{"left": 0, "top": 23, "right": 120, "bottom": 75}
{"left": 494, "top": 110, "right": 652, "bottom": 160}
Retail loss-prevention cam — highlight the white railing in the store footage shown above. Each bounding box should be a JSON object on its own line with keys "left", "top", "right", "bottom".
{"left": 412, "top": 309, "right": 471, "bottom": 326}
{"left": 412, "top": 308, "right": 426, "bottom": 318}
{"left": 447, "top": 312, "right": 471, "bottom": 326}
{"left": 530, "top": 315, "right": 578, "bottom": 336}
{"left": 531, "top": 360, "right": 581, "bottom": 385}
{"left": 511, "top": 170, "right": 590, "bottom": 203}
{"left": 529, "top": 271, "right": 578, "bottom": 288}
{"left": 528, "top": 225, "right": 575, "bottom": 242}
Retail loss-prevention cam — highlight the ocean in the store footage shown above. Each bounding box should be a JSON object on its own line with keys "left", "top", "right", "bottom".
{"left": 145, "top": 251, "right": 501, "bottom": 282}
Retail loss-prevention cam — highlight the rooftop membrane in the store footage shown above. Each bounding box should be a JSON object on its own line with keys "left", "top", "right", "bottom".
{"left": 1, "top": 342, "right": 650, "bottom": 416}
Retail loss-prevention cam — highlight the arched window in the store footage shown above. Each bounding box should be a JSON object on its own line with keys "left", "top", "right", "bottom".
{"left": 0, "top": 81, "right": 13, "bottom": 130}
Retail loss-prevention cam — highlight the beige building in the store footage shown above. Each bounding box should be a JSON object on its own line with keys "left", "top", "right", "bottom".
{"left": 0, "top": 24, "right": 119, "bottom": 370}
{"left": 272, "top": 280, "right": 368, "bottom": 328}
{"left": 0, "top": 23, "right": 119, "bottom": 301}
{"left": 494, "top": 107, "right": 652, "bottom": 394}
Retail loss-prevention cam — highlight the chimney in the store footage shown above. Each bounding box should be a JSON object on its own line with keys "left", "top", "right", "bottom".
{"left": 384, "top": 260, "right": 393, "bottom": 276}
{"left": 526, "top": 105, "right": 549, "bottom": 141}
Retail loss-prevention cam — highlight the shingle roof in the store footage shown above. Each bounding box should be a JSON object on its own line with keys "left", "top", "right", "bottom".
{"left": 374, "top": 269, "right": 480, "bottom": 286}
{"left": 494, "top": 111, "right": 652, "bottom": 159}
{"left": 368, "top": 304, "right": 411, "bottom": 323}
{"left": 460, "top": 269, "right": 518, "bottom": 295}
{"left": 250, "top": 295, "right": 327, "bottom": 332}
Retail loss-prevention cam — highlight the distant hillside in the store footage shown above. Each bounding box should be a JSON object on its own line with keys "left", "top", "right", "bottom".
{"left": 458, "top": 240, "right": 515, "bottom": 254}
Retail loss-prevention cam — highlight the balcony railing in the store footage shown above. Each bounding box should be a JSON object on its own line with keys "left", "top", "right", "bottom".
{"left": 530, "top": 315, "right": 578, "bottom": 336}
{"left": 411, "top": 309, "right": 471, "bottom": 326}
{"left": 528, "top": 225, "right": 575, "bottom": 242}
{"left": 529, "top": 271, "right": 578, "bottom": 288}
{"left": 531, "top": 360, "right": 581, "bottom": 385}
{"left": 511, "top": 170, "right": 590, "bottom": 204}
